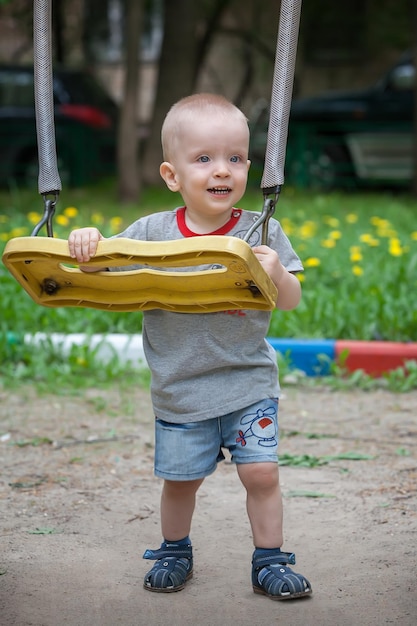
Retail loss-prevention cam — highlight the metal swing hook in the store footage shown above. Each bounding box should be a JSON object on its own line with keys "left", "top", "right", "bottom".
{"left": 31, "top": 192, "right": 59, "bottom": 237}
{"left": 243, "top": 185, "right": 281, "bottom": 245}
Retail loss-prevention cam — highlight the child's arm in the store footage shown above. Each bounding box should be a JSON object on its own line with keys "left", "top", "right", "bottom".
{"left": 252, "top": 245, "right": 301, "bottom": 311}
{"left": 68, "top": 227, "right": 107, "bottom": 272}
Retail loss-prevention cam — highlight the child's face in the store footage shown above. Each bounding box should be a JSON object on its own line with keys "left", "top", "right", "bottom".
{"left": 161, "top": 113, "right": 250, "bottom": 226}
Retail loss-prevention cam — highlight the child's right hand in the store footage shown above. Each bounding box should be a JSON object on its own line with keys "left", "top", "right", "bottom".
{"left": 68, "top": 227, "right": 105, "bottom": 264}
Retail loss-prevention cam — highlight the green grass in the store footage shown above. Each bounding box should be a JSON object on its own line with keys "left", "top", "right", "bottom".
{"left": 1, "top": 332, "right": 150, "bottom": 392}
{"left": 1, "top": 179, "right": 417, "bottom": 343}
{"left": 268, "top": 189, "right": 417, "bottom": 342}
{"left": 1, "top": 178, "right": 417, "bottom": 392}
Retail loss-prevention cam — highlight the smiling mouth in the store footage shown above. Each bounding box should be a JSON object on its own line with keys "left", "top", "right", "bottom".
{"left": 208, "top": 187, "right": 231, "bottom": 195}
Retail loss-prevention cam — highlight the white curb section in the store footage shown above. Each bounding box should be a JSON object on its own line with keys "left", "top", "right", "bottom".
{"left": 25, "top": 333, "right": 147, "bottom": 368}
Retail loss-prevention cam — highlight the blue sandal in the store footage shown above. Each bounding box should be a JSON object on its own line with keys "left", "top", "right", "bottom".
{"left": 143, "top": 541, "right": 193, "bottom": 593}
{"left": 252, "top": 549, "right": 312, "bottom": 600}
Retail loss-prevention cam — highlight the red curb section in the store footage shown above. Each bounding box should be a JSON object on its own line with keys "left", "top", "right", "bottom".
{"left": 335, "top": 340, "right": 417, "bottom": 376}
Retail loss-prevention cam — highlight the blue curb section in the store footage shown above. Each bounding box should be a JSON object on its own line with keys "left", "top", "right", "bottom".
{"left": 267, "top": 338, "right": 335, "bottom": 376}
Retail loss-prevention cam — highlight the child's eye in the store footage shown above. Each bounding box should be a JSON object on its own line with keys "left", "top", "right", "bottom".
{"left": 198, "top": 155, "right": 210, "bottom": 163}
{"left": 230, "top": 155, "right": 241, "bottom": 163}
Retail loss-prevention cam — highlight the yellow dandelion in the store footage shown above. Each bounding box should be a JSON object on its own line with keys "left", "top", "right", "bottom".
{"left": 297, "top": 273, "right": 305, "bottom": 282}
{"left": 377, "top": 226, "right": 397, "bottom": 238}
{"left": 0, "top": 215, "right": 9, "bottom": 223}
{"left": 345, "top": 213, "right": 358, "bottom": 224}
{"left": 352, "top": 265, "right": 364, "bottom": 276}
{"left": 56, "top": 215, "right": 69, "bottom": 227}
{"left": 350, "top": 250, "right": 362, "bottom": 262}
{"left": 370, "top": 217, "right": 395, "bottom": 239}
{"left": 10, "top": 226, "right": 29, "bottom": 237}
{"left": 370, "top": 216, "right": 389, "bottom": 227}
{"left": 281, "top": 217, "right": 294, "bottom": 234}
{"left": 329, "top": 230, "right": 342, "bottom": 240}
{"left": 304, "top": 257, "right": 321, "bottom": 268}
{"left": 0, "top": 232, "right": 9, "bottom": 241}
{"left": 359, "top": 234, "right": 379, "bottom": 246}
{"left": 27, "top": 211, "right": 42, "bottom": 225}
{"left": 298, "top": 221, "right": 317, "bottom": 239}
{"left": 323, "top": 215, "right": 340, "bottom": 228}
{"left": 64, "top": 206, "right": 78, "bottom": 218}
{"left": 388, "top": 237, "right": 403, "bottom": 257}
{"left": 91, "top": 212, "right": 104, "bottom": 225}
{"left": 321, "top": 239, "right": 336, "bottom": 248}
{"left": 109, "top": 216, "right": 123, "bottom": 232}
{"left": 411, "top": 231, "right": 417, "bottom": 241}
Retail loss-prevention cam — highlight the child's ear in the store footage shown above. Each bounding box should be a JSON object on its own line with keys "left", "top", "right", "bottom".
{"left": 160, "top": 162, "right": 180, "bottom": 191}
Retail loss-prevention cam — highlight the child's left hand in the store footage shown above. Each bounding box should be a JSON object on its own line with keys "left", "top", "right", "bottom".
{"left": 252, "top": 245, "right": 302, "bottom": 310}
{"left": 252, "top": 245, "right": 284, "bottom": 286}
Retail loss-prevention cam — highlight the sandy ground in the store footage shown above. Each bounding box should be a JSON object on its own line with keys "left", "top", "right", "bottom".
{"left": 0, "top": 384, "right": 416, "bottom": 626}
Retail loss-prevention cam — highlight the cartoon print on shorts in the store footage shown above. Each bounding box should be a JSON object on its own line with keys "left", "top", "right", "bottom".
{"left": 236, "top": 405, "right": 277, "bottom": 448}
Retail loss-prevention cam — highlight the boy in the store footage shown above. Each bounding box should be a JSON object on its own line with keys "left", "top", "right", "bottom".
{"left": 68, "top": 93, "right": 312, "bottom": 600}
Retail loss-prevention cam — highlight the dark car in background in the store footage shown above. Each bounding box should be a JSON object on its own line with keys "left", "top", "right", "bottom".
{"left": 250, "top": 53, "right": 414, "bottom": 189}
{"left": 0, "top": 65, "right": 118, "bottom": 188}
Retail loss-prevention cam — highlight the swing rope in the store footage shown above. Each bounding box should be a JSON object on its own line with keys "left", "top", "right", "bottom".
{"left": 2, "top": 0, "right": 302, "bottom": 313}
{"left": 246, "top": 0, "right": 302, "bottom": 245}
{"left": 32, "top": 0, "right": 61, "bottom": 237}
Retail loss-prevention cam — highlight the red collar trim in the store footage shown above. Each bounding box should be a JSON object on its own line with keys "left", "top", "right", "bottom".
{"left": 176, "top": 206, "right": 242, "bottom": 237}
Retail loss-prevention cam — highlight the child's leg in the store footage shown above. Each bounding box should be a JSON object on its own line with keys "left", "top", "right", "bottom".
{"left": 144, "top": 414, "right": 220, "bottom": 593}
{"left": 237, "top": 462, "right": 283, "bottom": 547}
{"left": 143, "top": 478, "right": 203, "bottom": 593}
{"left": 161, "top": 478, "right": 204, "bottom": 540}
{"left": 237, "top": 461, "right": 311, "bottom": 600}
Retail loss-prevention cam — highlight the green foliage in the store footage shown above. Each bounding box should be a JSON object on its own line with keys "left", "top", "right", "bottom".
{"left": 315, "top": 359, "right": 417, "bottom": 392}
{"left": 27, "top": 528, "right": 61, "bottom": 535}
{"left": 0, "top": 331, "right": 149, "bottom": 392}
{"left": 267, "top": 189, "right": 417, "bottom": 342}
{"left": 280, "top": 451, "right": 374, "bottom": 467}
{"left": 285, "top": 491, "right": 336, "bottom": 498}
{"left": 2, "top": 184, "right": 417, "bottom": 342}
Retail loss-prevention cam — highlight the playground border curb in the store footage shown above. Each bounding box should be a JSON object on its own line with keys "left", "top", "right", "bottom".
{"left": 20, "top": 333, "right": 417, "bottom": 377}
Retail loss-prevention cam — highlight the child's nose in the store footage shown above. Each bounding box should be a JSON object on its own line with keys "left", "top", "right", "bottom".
{"left": 214, "top": 160, "right": 230, "bottom": 176}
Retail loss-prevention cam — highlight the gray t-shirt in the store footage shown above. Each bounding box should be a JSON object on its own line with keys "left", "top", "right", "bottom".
{"left": 113, "top": 207, "right": 303, "bottom": 423}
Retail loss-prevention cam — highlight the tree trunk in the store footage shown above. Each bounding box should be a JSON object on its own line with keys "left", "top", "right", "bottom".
{"left": 194, "top": 0, "right": 232, "bottom": 82}
{"left": 413, "top": 0, "right": 417, "bottom": 195}
{"left": 142, "top": 0, "right": 199, "bottom": 186}
{"left": 117, "top": 0, "right": 144, "bottom": 202}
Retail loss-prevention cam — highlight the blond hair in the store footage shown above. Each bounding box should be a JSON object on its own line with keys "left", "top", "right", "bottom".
{"left": 161, "top": 93, "right": 248, "bottom": 161}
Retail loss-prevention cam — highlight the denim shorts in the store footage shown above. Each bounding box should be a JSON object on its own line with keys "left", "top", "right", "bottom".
{"left": 154, "top": 398, "right": 279, "bottom": 481}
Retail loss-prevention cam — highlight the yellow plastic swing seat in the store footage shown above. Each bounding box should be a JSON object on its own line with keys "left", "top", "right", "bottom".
{"left": 2, "top": 235, "right": 277, "bottom": 313}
